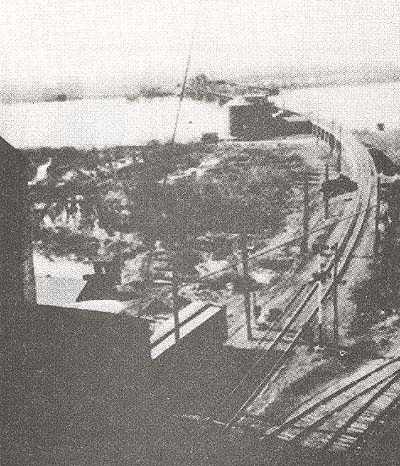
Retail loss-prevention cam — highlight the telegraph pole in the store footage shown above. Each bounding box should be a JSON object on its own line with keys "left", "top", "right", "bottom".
{"left": 240, "top": 231, "right": 252, "bottom": 340}
{"left": 171, "top": 252, "right": 180, "bottom": 343}
{"left": 330, "top": 120, "right": 335, "bottom": 156}
{"left": 324, "top": 163, "right": 329, "bottom": 219}
{"left": 316, "top": 111, "right": 320, "bottom": 145}
{"left": 374, "top": 173, "right": 381, "bottom": 255}
{"left": 317, "top": 253, "right": 324, "bottom": 347}
{"left": 332, "top": 242, "right": 339, "bottom": 345}
{"left": 337, "top": 125, "right": 342, "bottom": 174}
{"left": 301, "top": 175, "right": 310, "bottom": 254}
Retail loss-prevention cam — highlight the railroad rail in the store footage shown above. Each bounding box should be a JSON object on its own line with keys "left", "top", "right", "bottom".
{"left": 206, "top": 120, "right": 377, "bottom": 430}
{"left": 263, "top": 356, "right": 400, "bottom": 454}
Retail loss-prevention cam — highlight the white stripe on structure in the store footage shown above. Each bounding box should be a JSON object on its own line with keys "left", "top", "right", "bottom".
{"left": 150, "top": 301, "right": 222, "bottom": 359}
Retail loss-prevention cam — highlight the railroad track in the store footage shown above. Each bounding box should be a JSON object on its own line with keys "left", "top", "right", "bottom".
{"left": 263, "top": 356, "right": 400, "bottom": 454}
{"left": 207, "top": 122, "right": 377, "bottom": 429}
{"left": 174, "top": 124, "right": 383, "bottom": 466}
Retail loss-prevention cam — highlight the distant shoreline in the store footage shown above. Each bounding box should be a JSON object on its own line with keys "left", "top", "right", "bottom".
{"left": 2, "top": 80, "right": 399, "bottom": 149}
{"left": 1, "top": 76, "right": 399, "bottom": 105}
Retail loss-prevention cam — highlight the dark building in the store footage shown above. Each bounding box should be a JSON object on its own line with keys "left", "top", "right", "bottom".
{"left": 228, "top": 96, "right": 281, "bottom": 140}
{"left": 227, "top": 96, "right": 311, "bottom": 140}
{"left": 1, "top": 136, "right": 228, "bottom": 465}
{"left": 281, "top": 113, "right": 313, "bottom": 136}
{"left": 0, "top": 136, "right": 36, "bottom": 310}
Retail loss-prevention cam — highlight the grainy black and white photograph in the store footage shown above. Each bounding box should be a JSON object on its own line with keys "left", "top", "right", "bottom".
{"left": 1, "top": 1, "right": 400, "bottom": 465}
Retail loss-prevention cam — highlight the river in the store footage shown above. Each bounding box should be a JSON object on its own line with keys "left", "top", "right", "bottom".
{"left": 1, "top": 81, "right": 399, "bottom": 149}
{"left": 0, "top": 96, "right": 229, "bottom": 149}
{"left": 279, "top": 81, "right": 400, "bottom": 131}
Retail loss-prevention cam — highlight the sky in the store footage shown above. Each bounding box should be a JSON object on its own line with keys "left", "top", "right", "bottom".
{"left": 1, "top": 0, "right": 399, "bottom": 91}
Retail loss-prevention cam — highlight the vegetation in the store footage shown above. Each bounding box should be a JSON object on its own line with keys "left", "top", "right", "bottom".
{"left": 351, "top": 182, "right": 400, "bottom": 335}
{"left": 27, "top": 142, "right": 308, "bottom": 279}
{"left": 139, "top": 86, "right": 174, "bottom": 98}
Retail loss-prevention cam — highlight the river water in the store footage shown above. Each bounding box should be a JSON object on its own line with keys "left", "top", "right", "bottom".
{"left": 279, "top": 81, "right": 400, "bottom": 131}
{"left": 1, "top": 81, "right": 399, "bottom": 149}
{"left": 0, "top": 96, "right": 230, "bottom": 149}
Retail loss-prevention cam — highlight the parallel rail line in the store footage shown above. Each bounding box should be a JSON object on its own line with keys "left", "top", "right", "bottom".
{"left": 263, "top": 357, "right": 400, "bottom": 453}
{"left": 208, "top": 121, "right": 377, "bottom": 432}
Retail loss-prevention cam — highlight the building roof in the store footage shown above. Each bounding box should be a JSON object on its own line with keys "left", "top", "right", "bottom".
{"left": 72, "top": 299, "right": 134, "bottom": 314}
{"left": 358, "top": 130, "right": 400, "bottom": 166}
{"left": 150, "top": 300, "right": 221, "bottom": 359}
{"left": 282, "top": 114, "right": 310, "bottom": 123}
{"left": 225, "top": 96, "right": 251, "bottom": 107}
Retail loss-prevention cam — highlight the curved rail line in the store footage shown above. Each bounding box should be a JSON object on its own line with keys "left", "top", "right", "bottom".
{"left": 262, "top": 357, "right": 400, "bottom": 453}
{"left": 348, "top": 375, "right": 400, "bottom": 455}
{"left": 210, "top": 121, "right": 377, "bottom": 429}
{"left": 264, "top": 357, "right": 400, "bottom": 437}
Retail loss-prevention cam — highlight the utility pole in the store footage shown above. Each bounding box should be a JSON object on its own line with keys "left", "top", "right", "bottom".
{"left": 324, "top": 163, "right": 329, "bottom": 220}
{"left": 240, "top": 231, "right": 252, "bottom": 340}
{"left": 332, "top": 242, "right": 339, "bottom": 345}
{"left": 375, "top": 173, "right": 381, "bottom": 255}
{"left": 301, "top": 175, "right": 310, "bottom": 254}
{"left": 317, "top": 253, "right": 324, "bottom": 348}
{"left": 172, "top": 251, "right": 180, "bottom": 343}
{"left": 330, "top": 120, "right": 335, "bottom": 157}
{"left": 337, "top": 125, "right": 342, "bottom": 174}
